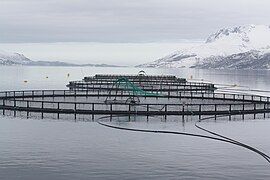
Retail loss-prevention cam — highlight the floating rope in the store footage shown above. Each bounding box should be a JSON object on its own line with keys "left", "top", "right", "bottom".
{"left": 97, "top": 115, "right": 270, "bottom": 165}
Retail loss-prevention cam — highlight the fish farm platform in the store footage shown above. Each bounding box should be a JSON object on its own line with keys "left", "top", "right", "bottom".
{"left": 1, "top": 73, "right": 270, "bottom": 121}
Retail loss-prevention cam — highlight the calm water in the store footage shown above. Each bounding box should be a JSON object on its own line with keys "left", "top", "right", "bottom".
{"left": 0, "top": 66, "right": 270, "bottom": 180}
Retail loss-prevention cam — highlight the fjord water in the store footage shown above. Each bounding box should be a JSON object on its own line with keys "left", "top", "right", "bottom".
{"left": 0, "top": 66, "right": 270, "bottom": 180}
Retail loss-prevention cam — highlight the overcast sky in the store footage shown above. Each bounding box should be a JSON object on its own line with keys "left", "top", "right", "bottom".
{"left": 0, "top": 0, "right": 269, "bottom": 65}
{"left": 1, "top": 0, "right": 270, "bottom": 43}
{"left": 0, "top": 42, "right": 199, "bottom": 65}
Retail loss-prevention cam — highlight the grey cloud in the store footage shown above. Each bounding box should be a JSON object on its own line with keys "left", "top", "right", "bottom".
{"left": 0, "top": 0, "right": 269, "bottom": 43}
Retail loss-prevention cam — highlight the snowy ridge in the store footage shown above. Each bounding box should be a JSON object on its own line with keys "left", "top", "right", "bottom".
{"left": 139, "top": 25, "right": 270, "bottom": 69}
{"left": 0, "top": 49, "right": 124, "bottom": 67}
{"left": 0, "top": 50, "right": 32, "bottom": 65}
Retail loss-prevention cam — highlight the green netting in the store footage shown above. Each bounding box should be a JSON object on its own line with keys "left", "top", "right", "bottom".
{"left": 115, "top": 77, "right": 162, "bottom": 97}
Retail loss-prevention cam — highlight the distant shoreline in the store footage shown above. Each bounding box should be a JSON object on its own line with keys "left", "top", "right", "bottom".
{"left": 0, "top": 60, "right": 128, "bottom": 67}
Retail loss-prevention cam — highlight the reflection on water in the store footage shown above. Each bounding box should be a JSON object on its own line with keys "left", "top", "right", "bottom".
{"left": 0, "top": 66, "right": 270, "bottom": 180}
{"left": 1, "top": 66, "right": 270, "bottom": 92}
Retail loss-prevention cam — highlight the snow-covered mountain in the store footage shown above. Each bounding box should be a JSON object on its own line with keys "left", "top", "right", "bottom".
{"left": 0, "top": 49, "right": 125, "bottom": 67}
{"left": 138, "top": 25, "right": 270, "bottom": 69}
{"left": 0, "top": 50, "right": 32, "bottom": 65}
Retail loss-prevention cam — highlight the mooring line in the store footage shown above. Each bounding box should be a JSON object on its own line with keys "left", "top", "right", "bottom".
{"left": 195, "top": 115, "right": 270, "bottom": 163}
{"left": 97, "top": 115, "right": 270, "bottom": 164}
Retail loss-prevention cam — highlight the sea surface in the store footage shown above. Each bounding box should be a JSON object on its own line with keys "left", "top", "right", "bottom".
{"left": 0, "top": 66, "right": 270, "bottom": 180}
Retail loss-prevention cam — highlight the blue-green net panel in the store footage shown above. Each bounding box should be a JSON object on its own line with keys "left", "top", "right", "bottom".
{"left": 115, "top": 77, "right": 162, "bottom": 97}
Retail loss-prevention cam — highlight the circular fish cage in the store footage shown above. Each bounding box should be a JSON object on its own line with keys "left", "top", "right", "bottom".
{"left": 0, "top": 74, "right": 270, "bottom": 121}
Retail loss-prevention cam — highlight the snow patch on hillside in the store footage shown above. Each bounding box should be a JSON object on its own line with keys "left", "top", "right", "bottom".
{"left": 139, "top": 25, "right": 270, "bottom": 69}
{"left": 0, "top": 50, "right": 32, "bottom": 65}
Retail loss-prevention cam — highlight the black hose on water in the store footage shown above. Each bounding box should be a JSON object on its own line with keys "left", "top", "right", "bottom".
{"left": 97, "top": 115, "right": 270, "bottom": 165}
